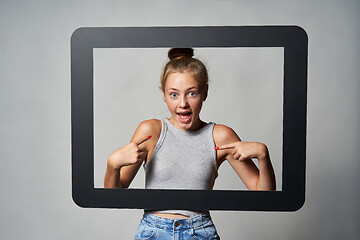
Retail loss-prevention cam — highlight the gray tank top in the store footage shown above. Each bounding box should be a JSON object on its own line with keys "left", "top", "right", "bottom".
{"left": 144, "top": 118, "right": 218, "bottom": 217}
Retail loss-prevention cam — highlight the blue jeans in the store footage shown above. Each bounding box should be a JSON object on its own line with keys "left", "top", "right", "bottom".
{"left": 135, "top": 212, "right": 220, "bottom": 240}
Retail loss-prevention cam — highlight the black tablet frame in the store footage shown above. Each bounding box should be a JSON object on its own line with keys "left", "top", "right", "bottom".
{"left": 71, "top": 26, "right": 307, "bottom": 211}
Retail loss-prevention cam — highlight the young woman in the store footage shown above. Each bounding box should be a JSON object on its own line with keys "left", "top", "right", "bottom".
{"left": 104, "top": 48, "right": 276, "bottom": 239}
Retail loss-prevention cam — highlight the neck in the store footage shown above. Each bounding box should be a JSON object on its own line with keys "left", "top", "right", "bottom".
{"left": 168, "top": 117, "right": 205, "bottom": 131}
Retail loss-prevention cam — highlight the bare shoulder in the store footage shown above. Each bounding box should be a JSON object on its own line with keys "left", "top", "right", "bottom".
{"left": 213, "top": 124, "right": 241, "bottom": 166}
{"left": 135, "top": 119, "right": 162, "bottom": 138}
{"left": 132, "top": 119, "right": 162, "bottom": 149}
{"left": 137, "top": 119, "right": 161, "bottom": 132}
{"left": 213, "top": 124, "right": 241, "bottom": 147}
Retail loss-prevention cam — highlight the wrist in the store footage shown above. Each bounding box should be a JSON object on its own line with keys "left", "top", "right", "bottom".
{"left": 255, "top": 143, "right": 269, "bottom": 159}
{"left": 107, "top": 157, "right": 122, "bottom": 170}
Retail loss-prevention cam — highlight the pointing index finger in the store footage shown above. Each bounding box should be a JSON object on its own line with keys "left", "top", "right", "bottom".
{"left": 136, "top": 135, "right": 152, "bottom": 146}
{"left": 214, "top": 143, "right": 235, "bottom": 150}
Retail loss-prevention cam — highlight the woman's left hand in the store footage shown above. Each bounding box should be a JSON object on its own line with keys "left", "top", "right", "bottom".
{"left": 215, "top": 141, "right": 268, "bottom": 162}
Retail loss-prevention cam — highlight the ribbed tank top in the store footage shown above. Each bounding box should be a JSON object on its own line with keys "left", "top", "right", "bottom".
{"left": 143, "top": 118, "right": 218, "bottom": 217}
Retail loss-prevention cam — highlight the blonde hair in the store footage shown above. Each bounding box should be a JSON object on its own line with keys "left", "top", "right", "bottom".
{"left": 160, "top": 48, "right": 209, "bottom": 92}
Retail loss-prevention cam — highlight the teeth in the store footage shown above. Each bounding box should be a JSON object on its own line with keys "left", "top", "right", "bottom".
{"left": 179, "top": 114, "right": 190, "bottom": 119}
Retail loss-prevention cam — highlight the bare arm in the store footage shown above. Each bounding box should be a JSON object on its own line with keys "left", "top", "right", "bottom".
{"left": 104, "top": 163, "right": 123, "bottom": 188}
{"left": 104, "top": 119, "right": 160, "bottom": 188}
{"left": 255, "top": 145, "right": 276, "bottom": 190}
{"left": 214, "top": 125, "right": 276, "bottom": 190}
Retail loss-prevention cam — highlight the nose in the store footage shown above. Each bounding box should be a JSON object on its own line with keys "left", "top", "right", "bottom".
{"left": 179, "top": 95, "right": 189, "bottom": 108}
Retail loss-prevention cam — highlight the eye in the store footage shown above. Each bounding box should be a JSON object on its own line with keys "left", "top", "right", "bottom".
{"left": 170, "top": 92, "right": 177, "bottom": 98}
{"left": 189, "top": 91, "right": 197, "bottom": 97}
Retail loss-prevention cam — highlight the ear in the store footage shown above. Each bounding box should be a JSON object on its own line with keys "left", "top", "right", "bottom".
{"left": 162, "top": 91, "right": 166, "bottom": 102}
{"left": 202, "top": 85, "right": 208, "bottom": 102}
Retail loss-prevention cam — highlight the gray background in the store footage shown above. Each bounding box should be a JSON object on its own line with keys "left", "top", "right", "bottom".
{"left": 1, "top": 0, "right": 359, "bottom": 239}
{"left": 94, "top": 47, "right": 283, "bottom": 190}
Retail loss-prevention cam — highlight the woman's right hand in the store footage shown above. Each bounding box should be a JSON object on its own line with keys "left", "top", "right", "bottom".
{"left": 107, "top": 135, "right": 152, "bottom": 170}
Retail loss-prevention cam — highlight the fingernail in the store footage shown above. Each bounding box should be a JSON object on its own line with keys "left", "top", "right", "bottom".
{"left": 148, "top": 135, "right": 152, "bottom": 139}
{"left": 214, "top": 147, "right": 219, "bottom": 150}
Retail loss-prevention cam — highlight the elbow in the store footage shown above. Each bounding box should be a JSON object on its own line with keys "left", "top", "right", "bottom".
{"left": 252, "top": 186, "right": 275, "bottom": 191}
{"left": 253, "top": 178, "right": 276, "bottom": 191}
{"left": 104, "top": 182, "right": 124, "bottom": 189}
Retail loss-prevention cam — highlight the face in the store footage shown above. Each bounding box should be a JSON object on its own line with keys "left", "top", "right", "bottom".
{"left": 162, "top": 71, "right": 207, "bottom": 131}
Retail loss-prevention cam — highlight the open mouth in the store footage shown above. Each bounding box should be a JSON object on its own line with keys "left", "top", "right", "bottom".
{"left": 177, "top": 111, "right": 192, "bottom": 123}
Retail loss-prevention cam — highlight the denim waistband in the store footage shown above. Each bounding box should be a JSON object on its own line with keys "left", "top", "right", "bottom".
{"left": 142, "top": 212, "right": 212, "bottom": 230}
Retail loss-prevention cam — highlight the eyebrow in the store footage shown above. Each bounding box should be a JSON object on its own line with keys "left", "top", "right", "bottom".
{"left": 168, "top": 87, "right": 198, "bottom": 91}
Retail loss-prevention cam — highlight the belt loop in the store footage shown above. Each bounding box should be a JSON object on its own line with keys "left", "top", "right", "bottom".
{"left": 190, "top": 215, "right": 194, "bottom": 229}
{"left": 173, "top": 219, "right": 176, "bottom": 240}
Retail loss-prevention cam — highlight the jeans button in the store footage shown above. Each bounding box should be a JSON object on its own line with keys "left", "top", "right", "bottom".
{"left": 174, "top": 222, "right": 180, "bottom": 227}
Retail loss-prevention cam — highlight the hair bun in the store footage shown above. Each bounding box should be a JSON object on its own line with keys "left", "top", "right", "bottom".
{"left": 168, "top": 48, "right": 194, "bottom": 60}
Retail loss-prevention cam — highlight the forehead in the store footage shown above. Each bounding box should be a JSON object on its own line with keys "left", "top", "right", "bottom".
{"left": 165, "top": 72, "right": 200, "bottom": 90}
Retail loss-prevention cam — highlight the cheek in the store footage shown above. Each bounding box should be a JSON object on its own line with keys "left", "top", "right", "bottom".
{"left": 165, "top": 101, "right": 176, "bottom": 111}
{"left": 190, "top": 99, "right": 203, "bottom": 112}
